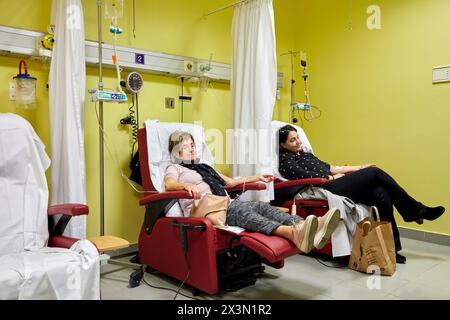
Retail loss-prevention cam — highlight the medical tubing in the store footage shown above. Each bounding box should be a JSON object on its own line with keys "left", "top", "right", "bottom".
{"left": 129, "top": 95, "right": 138, "bottom": 159}
{"left": 291, "top": 197, "right": 297, "bottom": 216}
{"left": 94, "top": 101, "right": 147, "bottom": 194}
{"left": 112, "top": 18, "right": 126, "bottom": 96}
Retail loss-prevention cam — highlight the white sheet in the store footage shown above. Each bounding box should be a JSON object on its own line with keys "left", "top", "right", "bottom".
{"left": 0, "top": 240, "right": 99, "bottom": 300}
{"left": 0, "top": 113, "right": 50, "bottom": 255}
{"left": 0, "top": 113, "right": 99, "bottom": 300}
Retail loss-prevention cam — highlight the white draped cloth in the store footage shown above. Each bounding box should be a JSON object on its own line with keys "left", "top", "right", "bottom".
{"left": 231, "top": 0, "right": 278, "bottom": 202}
{"left": 0, "top": 113, "right": 99, "bottom": 300}
{"left": 49, "top": 0, "right": 87, "bottom": 238}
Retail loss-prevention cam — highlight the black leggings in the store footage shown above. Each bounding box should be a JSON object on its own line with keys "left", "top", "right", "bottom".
{"left": 323, "top": 167, "right": 424, "bottom": 251}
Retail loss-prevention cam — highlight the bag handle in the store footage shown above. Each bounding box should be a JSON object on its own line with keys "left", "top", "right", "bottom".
{"left": 362, "top": 221, "right": 371, "bottom": 237}
{"left": 370, "top": 206, "right": 381, "bottom": 222}
{"left": 375, "top": 227, "right": 394, "bottom": 268}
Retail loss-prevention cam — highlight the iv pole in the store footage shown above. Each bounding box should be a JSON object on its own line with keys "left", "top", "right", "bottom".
{"left": 97, "top": 0, "right": 105, "bottom": 236}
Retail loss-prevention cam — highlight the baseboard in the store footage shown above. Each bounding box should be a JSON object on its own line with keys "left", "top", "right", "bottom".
{"left": 399, "top": 227, "right": 450, "bottom": 247}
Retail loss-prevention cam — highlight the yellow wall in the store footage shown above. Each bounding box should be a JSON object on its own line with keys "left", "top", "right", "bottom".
{"left": 288, "top": 0, "right": 450, "bottom": 235}
{"left": 0, "top": 0, "right": 296, "bottom": 242}
{"left": 1, "top": 0, "right": 448, "bottom": 241}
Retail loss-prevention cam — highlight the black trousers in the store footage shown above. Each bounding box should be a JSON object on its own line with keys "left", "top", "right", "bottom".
{"left": 323, "top": 167, "right": 424, "bottom": 252}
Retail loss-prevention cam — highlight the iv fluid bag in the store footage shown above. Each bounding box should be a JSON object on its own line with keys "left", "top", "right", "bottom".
{"left": 105, "top": 0, "right": 123, "bottom": 19}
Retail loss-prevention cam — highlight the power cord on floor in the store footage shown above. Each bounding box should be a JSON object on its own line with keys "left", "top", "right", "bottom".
{"left": 141, "top": 272, "right": 200, "bottom": 300}
{"left": 314, "top": 256, "right": 348, "bottom": 269}
{"left": 173, "top": 252, "right": 192, "bottom": 300}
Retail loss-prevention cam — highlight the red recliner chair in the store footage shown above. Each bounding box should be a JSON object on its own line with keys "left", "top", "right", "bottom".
{"left": 272, "top": 179, "right": 333, "bottom": 256}
{"left": 134, "top": 125, "right": 307, "bottom": 295}
{"left": 47, "top": 204, "right": 90, "bottom": 248}
{"left": 270, "top": 120, "right": 336, "bottom": 257}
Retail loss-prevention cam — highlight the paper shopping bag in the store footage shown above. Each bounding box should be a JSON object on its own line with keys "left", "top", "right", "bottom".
{"left": 348, "top": 206, "right": 396, "bottom": 276}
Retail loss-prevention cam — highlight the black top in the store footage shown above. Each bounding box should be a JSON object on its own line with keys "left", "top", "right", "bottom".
{"left": 278, "top": 148, "right": 332, "bottom": 180}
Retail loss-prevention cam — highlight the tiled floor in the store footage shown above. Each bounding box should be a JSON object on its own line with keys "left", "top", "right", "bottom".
{"left": 100, "top": 238, "right": 450, "bottom": 300}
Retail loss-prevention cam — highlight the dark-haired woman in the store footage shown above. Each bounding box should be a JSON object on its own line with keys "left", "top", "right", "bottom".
{"left": 277, "top": 124, "right": 445, "bottom": 264}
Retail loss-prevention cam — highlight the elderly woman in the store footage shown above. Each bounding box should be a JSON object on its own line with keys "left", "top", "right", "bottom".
{"left": 277, "top": 124, "right": 446, "bottom": 263}
{"left": 164, "top": 131, "right": 341, "bottom": 254}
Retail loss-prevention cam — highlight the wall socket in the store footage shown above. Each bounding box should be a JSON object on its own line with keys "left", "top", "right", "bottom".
{"left": 9, "top": 81, "right": 15, "bottom": 100}
{"left": 165, "top": 97, "right": 175, "bottom": 109}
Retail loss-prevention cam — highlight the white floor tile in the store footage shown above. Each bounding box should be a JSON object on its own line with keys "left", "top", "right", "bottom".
{"left": 321, "top": 282, "right": 391, "bottom": 300}
{"left": 346, "top": 274, "right": 410, "bottom": 294}
{"left": 413, "top": 260, "right": 450, "bottom": 288}
{"left": 100, "top": 237, "right": 450, "bottom": 300}
{"left": 391, "top": 282, "right": 450, "bottom": 300}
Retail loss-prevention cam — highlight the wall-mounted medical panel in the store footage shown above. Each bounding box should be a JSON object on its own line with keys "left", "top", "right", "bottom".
{"left": 0, "top": 25, "right": 284, "bottom": 88}
{"left": 0, "top": 25, "right": 43, "bottom": 57}
{"left": 432, "top": 65, "right": 450, "bottom": 84}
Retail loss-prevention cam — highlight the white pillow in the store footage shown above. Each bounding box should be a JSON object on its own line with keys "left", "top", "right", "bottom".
{"left": 270, "top": 120, "right": 314, "bottom": 180}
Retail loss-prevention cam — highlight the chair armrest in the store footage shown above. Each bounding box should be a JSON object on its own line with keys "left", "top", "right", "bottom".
{"left": 274, "top": 178, "right": 328, "bottom": 190}
{"left": 47, "top": 204, "right": 89, "bottom": 216}
{"left": 139, "top": 190, "right": 193, "bottom": 206}
{"left": 48, "top": 235, "right": 79, "bottom": 249}
{"left": 225, "top": 182, "right": 266, "bottom": 193}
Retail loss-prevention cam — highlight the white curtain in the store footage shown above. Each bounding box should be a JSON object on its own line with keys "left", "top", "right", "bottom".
{"left": 49, "top": 0, "right": 87, "bottom": 238}
{"left": 231, "top": 0, "right": 277, "bottom": 201}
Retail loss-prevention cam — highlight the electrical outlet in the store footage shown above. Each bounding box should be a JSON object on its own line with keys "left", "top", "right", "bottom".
{"left": 184, "top": 60, "right": 194, "bottom": 73}
{"left": 165, "top": 97, "right": 175, "bottom": 109}
{"left": 9, "top": 81, "right": 15, "bottom": 100}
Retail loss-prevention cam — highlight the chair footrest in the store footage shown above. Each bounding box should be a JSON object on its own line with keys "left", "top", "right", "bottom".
{"left": 87, "top": 236, "right": 130, "bottom": 252}
{"left": 239, "top": 232, "right": 299, "bottom": 263}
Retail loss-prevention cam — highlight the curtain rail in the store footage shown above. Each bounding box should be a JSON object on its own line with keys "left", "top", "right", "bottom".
{"left": 203, "top": 0, "right": 248, "bottom": 17}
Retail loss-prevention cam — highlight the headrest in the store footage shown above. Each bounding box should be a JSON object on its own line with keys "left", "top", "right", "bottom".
{"left": 144, "top": 120, "right": 214, "bottom": 192}
{"left": 270, "top": 120, "right": 314, "bottom": 179}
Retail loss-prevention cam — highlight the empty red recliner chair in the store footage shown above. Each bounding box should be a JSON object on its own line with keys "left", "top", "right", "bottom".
{"left": 135, "top": 121, "right": 306, "bottom": 295}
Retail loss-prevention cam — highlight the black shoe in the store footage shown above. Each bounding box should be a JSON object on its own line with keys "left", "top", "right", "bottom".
{"left": 423, "top": 206, "right": 445, "bottom": 221}
{"left": 396, "top": 252, "right": 406, "bottom": 264}
{"left": 414, "top": 206, "right": 445, "bottom": 225}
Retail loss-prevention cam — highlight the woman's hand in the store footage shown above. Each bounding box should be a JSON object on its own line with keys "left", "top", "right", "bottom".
{"left": 258, "top": 174, "right": 276, "bottom": 183}
{"left": 359, "top": 163, "right": 376, "bottom": 170}
{"left": 329, "top": 173, "right": 345, "bottom": 181}
{"left": 183, "top": 183, "right": 201, "bottom": 199}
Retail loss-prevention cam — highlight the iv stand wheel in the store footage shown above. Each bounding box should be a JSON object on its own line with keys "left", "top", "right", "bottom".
{"left": 129, "top": 268, "right": 144, "bottom": 288}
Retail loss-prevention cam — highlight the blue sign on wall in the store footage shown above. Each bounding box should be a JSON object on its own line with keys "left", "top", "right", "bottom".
{"left": 135, "top": 53, "right": 145, "bottom": 65}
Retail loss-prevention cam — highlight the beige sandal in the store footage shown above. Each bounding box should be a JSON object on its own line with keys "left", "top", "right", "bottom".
{"left": 313, "top": 208, "right": 341, "bottom": 250}
{"left": 293, "top": 215, "right": 318, "bottom": 253}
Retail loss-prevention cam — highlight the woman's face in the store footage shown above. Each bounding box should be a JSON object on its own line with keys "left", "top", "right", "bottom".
{"left": 176, "top": 138, "right": 197, "bottom": 161}
{"left": 281, "top": 130, "right": 302, "bottom": 153}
